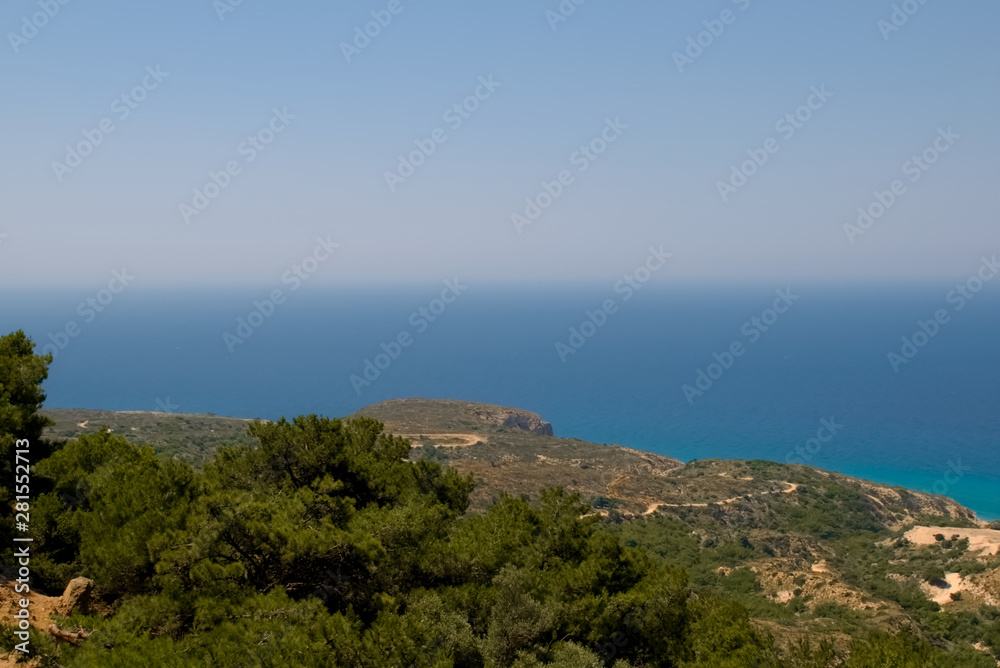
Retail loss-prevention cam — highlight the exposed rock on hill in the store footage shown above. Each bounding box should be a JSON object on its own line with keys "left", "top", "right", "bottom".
{"left": 479, "top": 408, "right": 553, "bottom": 435}
{"left": 354, "top": 398, "right": 553, "bottom": 436}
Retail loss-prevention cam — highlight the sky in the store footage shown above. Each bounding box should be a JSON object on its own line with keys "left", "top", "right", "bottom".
{"left": 1, "top": 0, "right": 998, "bottom": 289}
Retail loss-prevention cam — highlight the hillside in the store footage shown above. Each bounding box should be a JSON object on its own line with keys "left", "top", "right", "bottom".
{"left": 41, "top": 408, "right": 260, "bottom": 466}
{"left": 28, "top": 399, "right": 1000, "bottom": 665}
{"left": 353, "top": 399, "right": 975, "bottom": 524}
{"left": 42, "top": 400, "right": 979, "bottom": 526}
{"left": 353, "top": 400, "right": 1000, "bottom": 659}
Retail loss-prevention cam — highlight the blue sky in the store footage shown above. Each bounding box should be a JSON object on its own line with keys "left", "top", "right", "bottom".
{"left": 1, "top": 0, "right": 997, "bottom": 288}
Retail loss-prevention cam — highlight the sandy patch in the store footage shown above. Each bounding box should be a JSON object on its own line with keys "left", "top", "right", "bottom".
{"left": 966, "top": 567, "right": 1000, "bottom": 606}
{"left": 0, "top": 581, "right": 61, "bottom": 631}
{"left": 923, "top": 572, "right": 966, "bottom": 605}
{"left": 775, "top": 590, "right": 794, "bottom": 603}
{"left": 904, "top": 526, "right": 1000, "bottom": 556}
{"left": 1, "top": 582, "right": 59, "bottom": 665}
{"left": 1, "top": 580, "right": 96, "bottom": 662}
{"left": 400, "top": 433, "right": 484, "bottom": 447}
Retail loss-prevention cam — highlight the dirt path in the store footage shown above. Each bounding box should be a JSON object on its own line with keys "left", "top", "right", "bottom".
{"left": 399, "top": 433, "right": 485, "bottom": 447}
{"left": 644, "top": 482, "right": 801, "bottom": 516}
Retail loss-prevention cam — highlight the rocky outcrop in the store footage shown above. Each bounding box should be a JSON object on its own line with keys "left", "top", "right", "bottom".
{"left": 843, "top": 478, "right": 980, "bottom": 528}
{"left": 353, "top": 398, "right": 555, "bottom": 436}
{"left": 59, "top": 577, "right": 93, "bottom": 615}
{"left": 478, "top": 409, "right": 553, "bottom": 436}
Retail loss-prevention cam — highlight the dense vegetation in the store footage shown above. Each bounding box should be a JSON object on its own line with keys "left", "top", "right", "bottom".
{"left": 1, "top": 331, "right": 996, "bottom": 666}
{"left": 610, "top": 466, "right": 1000, "bottom": 666}
{"left": 39, "top": 409, "right": 260, "bottom": 467}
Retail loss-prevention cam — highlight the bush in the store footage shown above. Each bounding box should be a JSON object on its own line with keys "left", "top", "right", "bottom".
{"left": 923, "top": 565, "right": 947, "bottom": 583}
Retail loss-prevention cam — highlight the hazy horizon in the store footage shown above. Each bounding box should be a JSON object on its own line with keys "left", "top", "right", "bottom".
{"left": 2, "top": 0, "right": 998, "bottom": 289}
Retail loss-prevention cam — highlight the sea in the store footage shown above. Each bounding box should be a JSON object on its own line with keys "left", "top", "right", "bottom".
{"left": 3, "top": 284, "right": 997, "bottom": 520}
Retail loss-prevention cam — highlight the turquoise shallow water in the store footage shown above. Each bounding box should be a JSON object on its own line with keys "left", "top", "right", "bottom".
{"left": 3, "top": 285, "right": 997, "bottom": 518}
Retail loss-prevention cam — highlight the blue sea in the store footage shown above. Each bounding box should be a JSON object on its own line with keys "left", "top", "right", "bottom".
{"left": 3, "top": 284, "right": 997, "bottom": 520}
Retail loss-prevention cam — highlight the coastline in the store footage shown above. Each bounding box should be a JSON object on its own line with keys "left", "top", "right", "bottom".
{"left": 41, "top": 404, "right": 999, "bottom": 522}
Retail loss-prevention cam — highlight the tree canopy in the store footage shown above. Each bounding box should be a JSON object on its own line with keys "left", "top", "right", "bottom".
{"left": 1, "top": 331, "right": 994, "bottom": 666}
